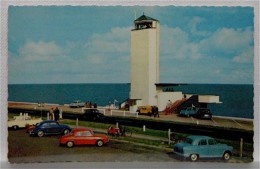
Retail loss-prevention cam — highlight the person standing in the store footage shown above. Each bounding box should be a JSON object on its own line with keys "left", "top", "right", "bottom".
{"left": 49, "top": 108, "right": 54, "bottom": 120}
{"left": 155, "top": 106, "right": 159, "bottom": 118}
{"left": 93, "top": 103, "right": 97, "bottom": 108}
{"left": 54, "top": 107, "right": 60, "bottom": 121}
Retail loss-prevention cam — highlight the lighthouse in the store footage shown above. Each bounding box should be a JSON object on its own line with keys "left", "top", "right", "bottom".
{"left": 129, "top": 14, "right": 160, "bottom": 112}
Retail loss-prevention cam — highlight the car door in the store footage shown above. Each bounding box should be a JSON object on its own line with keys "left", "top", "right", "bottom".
{"left": 74, "top": 131, "right": 85, "bottom": 145}
{"left": 197, "top": 139, "right": 209, "bottom": 158}
{"left": 208, "top": 138, "right": 221, "bottom": 157}
{"left": 48, "top": 121, "right": 61, "bottom": 134}
{"left": 82, "top": 131, "right": 96, "bottom": 145}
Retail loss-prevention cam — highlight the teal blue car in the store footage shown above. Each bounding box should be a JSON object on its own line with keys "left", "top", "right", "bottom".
{"left": 173, "top": 135, "right": 233, "bottom": 161}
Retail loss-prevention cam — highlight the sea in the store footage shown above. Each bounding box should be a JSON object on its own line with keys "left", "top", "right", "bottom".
{"left": 8, "top": 83, "right": 254, "bottom": 119}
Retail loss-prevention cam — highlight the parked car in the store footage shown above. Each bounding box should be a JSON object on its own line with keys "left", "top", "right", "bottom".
{"left": 179, "top": 107, "right": 212, "bottom": 119}
{"left": 69, "top": 100, "right": 85, "bottom": 108}
{"left": 173, "top": 135, "right": 233, "bottom": 161}
{"left": 60, "top": 128, "right": 109, "bottom": 148}
{"left": 136, "top": 106, "right": 153, "bottom": 116}
{"left": 82, "top": 108, "right": 104, "bottom": 120}
{"left": 29, "top": 120, "right": 72, "bottom": 137}
{"left": 8, "top": 113, "right": 42, "bottom": 130}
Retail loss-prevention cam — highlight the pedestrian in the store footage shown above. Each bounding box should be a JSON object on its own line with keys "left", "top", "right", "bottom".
{"left": 59, "top": 108, "right": 63, "bottom": 120}
{"left": 166, "top": 100, "right": 172, "bottom": 108}
{"left": 49, "top": 108, "right": 54, "bottom": 120}
{"left": 152, "top": 106, "right": 156, "bottom": 117}
{"left": 93, "top": 103, "right": 97, "bottom": 108}
{"left": 54, "top": 107, "right": 60, "bottom": 121}
{"left": 155, "top": 106, "right": 159, "bottom": 118}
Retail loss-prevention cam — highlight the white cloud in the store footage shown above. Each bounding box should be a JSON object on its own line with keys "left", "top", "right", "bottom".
{"left": 199, "top": 27, "right": 253, "bottom": 56}
{"left": 9, "top": 27, "right": 131, "bottom": 84}
{"left": 160, "top": 25, "right": 254, "bottom": 84}
{"left": 18, "top": 41, "right": 63, "bottom": 62}
{"left": 232, "top": 46, "right": 254, "bottom": 63}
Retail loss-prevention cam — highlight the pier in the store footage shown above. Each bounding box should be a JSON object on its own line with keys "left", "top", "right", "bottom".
{"left": 8, "top": 101, "right": 254, "bottom": 142}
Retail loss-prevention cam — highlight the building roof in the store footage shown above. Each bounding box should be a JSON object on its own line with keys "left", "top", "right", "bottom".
{"left": 155, "top": 83, "right": 187, "bottom": 87}
{"left": 135, "top": 14, "right": 158, "bottom": 22}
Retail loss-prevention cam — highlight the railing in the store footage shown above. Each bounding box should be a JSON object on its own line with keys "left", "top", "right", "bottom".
{"left": 81, "top": 107, "right": 138, "bottom": 117}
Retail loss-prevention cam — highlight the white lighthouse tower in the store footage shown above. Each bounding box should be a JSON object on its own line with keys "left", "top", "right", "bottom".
{"left": 129, "top": 14, "right": 160, "bottom": 112}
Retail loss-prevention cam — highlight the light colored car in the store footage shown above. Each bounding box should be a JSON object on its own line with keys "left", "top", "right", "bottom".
{"left": 69, "top": 100, "right": 85, "bottom": 108}
{"left": 60, "top": 128, "right": 109, "bottom": 148}
{"left": 173, "top": 135, "right": 233, "bottom": 161}
{"left": 8, "top": 113, "right": 42, "bottom": 130}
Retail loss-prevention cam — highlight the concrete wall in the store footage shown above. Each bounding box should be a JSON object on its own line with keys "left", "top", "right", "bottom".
{"left": 130, "top": 20, "right": 160, "bottom": 106}
{"left": 157, "top": 91, "right": 183, "bottom": 111}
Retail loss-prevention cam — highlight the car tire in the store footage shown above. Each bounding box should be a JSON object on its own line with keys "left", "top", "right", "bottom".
{"left": 63, "top": 129, "right": 70, "bottom": 135}
{"left": 96, "top": 140, "right": 104, "bottom": 147}
{"left": 37, "top": 130, "right": 44, "bottom": 137}
{"left": 66, "top": 141, "right": 74, "bottom": 148}
{"left": 223, "top": 151, "right": 231, "bottom": 161}
{"left": 190, "top": 154, "right": 198, "bottom": 162}
{"left": 12, "top": 125, "right": 19, "bottom": 130}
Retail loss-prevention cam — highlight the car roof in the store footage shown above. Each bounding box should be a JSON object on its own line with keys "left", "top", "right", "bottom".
{"left": 72, "top": 128, "right": 92, "bottom": 132}
{"left": 187, "top": 135, "right": 213, "bottom": 140}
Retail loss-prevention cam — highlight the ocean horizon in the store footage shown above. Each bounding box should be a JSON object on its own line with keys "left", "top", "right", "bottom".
{"left": 8, "top": 83, "right": 254, "bottom": 119}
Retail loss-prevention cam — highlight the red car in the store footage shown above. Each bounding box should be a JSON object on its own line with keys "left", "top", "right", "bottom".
{"left": 59, "top": 128, "right": 109, "bottom": 148}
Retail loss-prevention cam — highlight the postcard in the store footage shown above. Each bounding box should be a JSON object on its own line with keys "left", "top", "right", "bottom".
{"left": 0, "top": 1, "right": 259, "bottom": 169}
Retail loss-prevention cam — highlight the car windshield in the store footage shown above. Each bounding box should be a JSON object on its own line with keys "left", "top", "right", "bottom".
{"left": 184, "top": 138, "right": 194, "bottom": 144}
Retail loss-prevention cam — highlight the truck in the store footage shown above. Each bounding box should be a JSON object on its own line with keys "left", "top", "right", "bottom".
{"left": 8, "top": 113, "right": 42, "bottom": 130}
{"left": 136, "top": 106, "right": 153, "bottom": 116}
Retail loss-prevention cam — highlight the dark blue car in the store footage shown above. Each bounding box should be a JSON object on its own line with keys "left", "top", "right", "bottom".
{"left": 29, "top": 120, "right": 72, "bottom": 137}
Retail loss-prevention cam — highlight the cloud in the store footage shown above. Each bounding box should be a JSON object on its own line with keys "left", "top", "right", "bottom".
{"left": 160, "top": 25, "right": 254, "bottom": 84}
{"left": 199, "top": 27, "right": 253, "bottom": 58}
{"left": 9, "top": 27, "right": 131, "bottom": 84}
{"left": 18, "top": 41, "right": 63, "bottom": 62}
{"left": 232, "top": 46, "right": 254, "bottom": 63}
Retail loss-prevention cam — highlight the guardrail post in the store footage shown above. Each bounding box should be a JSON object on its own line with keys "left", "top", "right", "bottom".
{"left": 168, "top": 128, "right": 171, "bottom": 145}
{"left": 76, "top": 118, "right": 78, "bottom": 128}
{"left": 240, "top": 138, "right": 243, "bottom": 157}
{"left": 116, "top": 122, "right": 118, "bottom": 128}
{"left": 110, "top": 110, "right": 112, "bottom": 116}
{"left": 47, "top": 112, "right": 49, "bottom": 120}
{"left": 143, "top": 125, "right": 146, "bottom": 132}
{"left": 124, "top": 111, "right": 126, "bottom": 117}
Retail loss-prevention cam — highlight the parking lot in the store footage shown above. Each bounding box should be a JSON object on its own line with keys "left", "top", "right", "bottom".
{"left": 8, "top": 128, "right": 177, "bottom": 163}
{"left": 8, "top": 128, "right": 253, "bottom": 164}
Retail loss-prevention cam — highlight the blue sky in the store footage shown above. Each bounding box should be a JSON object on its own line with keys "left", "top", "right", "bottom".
{"left": 8, "top": 6, "right": 254, "bottom": 84}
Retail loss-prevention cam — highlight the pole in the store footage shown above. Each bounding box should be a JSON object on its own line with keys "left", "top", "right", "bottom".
{"left": 240, "top": 138, "right": 243, "bottom": 157}
{"left": 168, "top": 129, "right": 171, "bottom": 145}
{"left": 143, "top": 125, "right": 146, "bottom": 132}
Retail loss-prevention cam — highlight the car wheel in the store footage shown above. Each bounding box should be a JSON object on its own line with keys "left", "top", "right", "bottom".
{"left": 66, "top": 141, "right": 74, "bottom": 148}
{"left": 12, "top": 125, "right": 19, "bottom": 130}
{"left": 37, "top": 130, "right": 44, "bottom": 137}
{"left": 223, "top": 152, "right": 231, "bottom": 161}
{"left": 96, "top": 140, "right": 104, "bottom": 147}
{"left": 190, "top": 154, "right": 198, "bottom": 162}
{"left": 63, "top": 129, "right": 70, "bottom": 135}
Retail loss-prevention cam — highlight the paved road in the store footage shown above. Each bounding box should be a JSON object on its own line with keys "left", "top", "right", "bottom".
{"left": 8, "top": 102, "right": 253, "bottom": 131}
